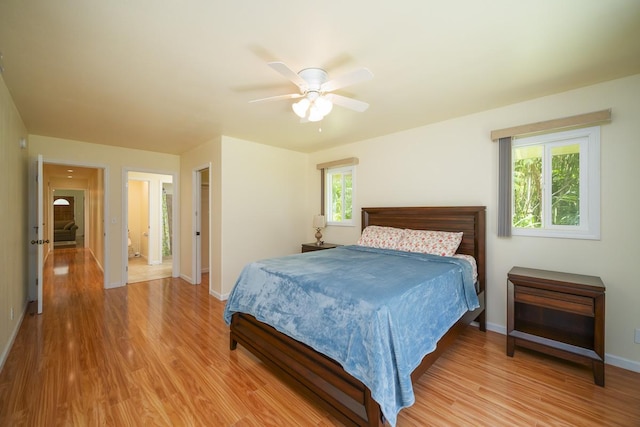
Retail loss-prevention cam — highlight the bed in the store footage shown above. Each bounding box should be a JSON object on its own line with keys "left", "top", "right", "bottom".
{"left": 225, "top": 206, "right": 486, "bottom": 426}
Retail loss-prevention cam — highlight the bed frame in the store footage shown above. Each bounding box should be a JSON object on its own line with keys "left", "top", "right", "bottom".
{"left": 230, "top": 206, "right": 486, "bottom": 426}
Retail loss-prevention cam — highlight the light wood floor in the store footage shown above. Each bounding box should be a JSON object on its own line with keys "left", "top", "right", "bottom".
{"left": 1, "top": 248, "right": 639, "bottom": 426}
{"left": 127, "top": 255, "right": 173, "bottom": 283}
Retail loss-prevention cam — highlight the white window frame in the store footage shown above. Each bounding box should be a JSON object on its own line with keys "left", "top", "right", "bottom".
{"left": 512, "top": 126, "right": 600, "bottom": 240}
{"left": 325, "top": 165, "right": 355, "bottom": 227}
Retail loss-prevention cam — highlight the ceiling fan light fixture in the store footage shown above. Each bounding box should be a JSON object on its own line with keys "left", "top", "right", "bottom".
{"left": 315, "top": 96, "right": 333, "bottom": 116}
{"left": 292, "top": 98, "right": 310, "bottom": 118}
{"left": 307, "top": 105, "right": 324, "bottom": 122}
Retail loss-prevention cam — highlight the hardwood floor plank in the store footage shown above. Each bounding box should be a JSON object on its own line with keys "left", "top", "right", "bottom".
{"left": 1, "top": 247, "right": 639, "bottom": 426}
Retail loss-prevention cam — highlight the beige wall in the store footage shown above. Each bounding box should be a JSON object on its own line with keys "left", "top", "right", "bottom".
{"left": 180, "top": 136, "right": 308, "bottom": 298}
{"left": 88, "top": 168, "right": 105, "bottom": 271}
{"left": 219, "top": 136, "right": 308, "bottom": 296}
{"left": 308, "top": 74, "right": 640, "bottom": 369}
{"left": 29, "top": 135, "right": 180, "bottom": 288}
{"left": 0, "top": 76, "right": 29, "bottom": 368}
{"left": 127, "top": 180, "right": 147, "bottom": 258}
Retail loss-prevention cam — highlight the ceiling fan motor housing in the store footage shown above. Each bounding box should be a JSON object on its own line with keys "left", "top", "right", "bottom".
{"left": 298, "top": 68, "right": 329, "bottom": 95}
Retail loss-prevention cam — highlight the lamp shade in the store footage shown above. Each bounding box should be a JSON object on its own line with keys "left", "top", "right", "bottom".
{"left": 292, "top": 98, "right": 310, "bottom": 118}
{"left": 312, "top": 214, "right": 326, "bottom": 229}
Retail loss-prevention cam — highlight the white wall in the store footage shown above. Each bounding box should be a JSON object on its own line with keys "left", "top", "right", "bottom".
{"left": 0, "top": 75, "right": 29, "bottom": 369}
{"left": 308, "top": 74, "right": 640, "bottom": 369}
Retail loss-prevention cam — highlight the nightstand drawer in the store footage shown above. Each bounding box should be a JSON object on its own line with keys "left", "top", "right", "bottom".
{"left": 515, "top": 286, "right": 594, "bottom": 316}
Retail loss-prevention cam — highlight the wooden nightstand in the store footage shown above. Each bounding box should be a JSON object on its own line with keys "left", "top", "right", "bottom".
{"left": 507, "top": 266, "right": 605, "bottom": 386}
{"left": 301, "top": 243, "right": 341, "bottom": 253}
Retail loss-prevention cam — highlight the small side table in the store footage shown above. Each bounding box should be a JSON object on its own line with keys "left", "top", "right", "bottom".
{"left": 507, "top": 266, "right": 605, "bottom": 386}
{"left": 301, "top": 242, "right": 340, "bottom": 253}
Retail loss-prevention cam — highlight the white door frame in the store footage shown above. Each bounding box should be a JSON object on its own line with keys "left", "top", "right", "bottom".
{"left": 122, "top": 168, "right": 179, "bottom": 284}
{"left": 29, "top": 157, "right": 109, "bottom": 310}
{"left": 192, "top": 164, "right": 211, "bottom": 288}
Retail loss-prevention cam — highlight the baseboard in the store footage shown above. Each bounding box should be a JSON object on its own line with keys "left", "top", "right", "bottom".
{"left": 605, "top": 354, "right": 640, "bottom": 373}
{"left": 0, "top": 301, "right": 27, "bottom": 373}
{"left": 486, "top": 321, "right": 506, "bottom": 335}
{"left": 88, "top": 248, "right": 104, "bottom": 273}
{"left": 180, "top": 273, "right": 193, "bottom": 284}
{"left": 209, "top": 288, "right": 229, "bottom": 301}
{"left": 482, "top": 322, "right": 640, "bottom": 373}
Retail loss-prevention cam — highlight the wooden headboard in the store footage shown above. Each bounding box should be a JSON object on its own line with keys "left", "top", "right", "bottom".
{"left": 361, "top": 206, "right": 486, "bottom": 293}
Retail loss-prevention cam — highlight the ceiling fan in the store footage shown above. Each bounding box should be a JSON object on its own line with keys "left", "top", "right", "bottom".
{"left": 249, "top": 62, "right": 373, "bottom": 122}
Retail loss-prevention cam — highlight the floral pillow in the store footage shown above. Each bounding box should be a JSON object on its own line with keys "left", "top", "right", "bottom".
{"left": 357, "top": 226, "right": 406, "bottom": 250}
{"left": 396, "top": 229, "right": 463, "bottom": 257}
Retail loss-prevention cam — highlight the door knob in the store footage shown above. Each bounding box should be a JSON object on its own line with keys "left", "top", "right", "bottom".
{"left": 30, "top": 240, "right": 50, "bottom": 245}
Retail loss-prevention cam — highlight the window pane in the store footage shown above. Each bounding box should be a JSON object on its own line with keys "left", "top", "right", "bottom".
{"left": 551, "top": 144, "right": 580, "bottom": 226}
{"left": 331, "top": 173, "right": 343, "bottom": 221}
{"left": 344, "top": 172, "right": 352, "bottom": 220}
{"left": 326, "top": 166, "right": 354, "bottom": 225}
{"left": 513, "top": 145, "right": 542, "bottom": 228}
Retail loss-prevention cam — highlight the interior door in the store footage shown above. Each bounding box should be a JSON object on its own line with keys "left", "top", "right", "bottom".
{"left": 28, "top": 155, "right": 45, "bottom": 314}
{"left": 194, "top": 169, "right": 202, "bottom": 285}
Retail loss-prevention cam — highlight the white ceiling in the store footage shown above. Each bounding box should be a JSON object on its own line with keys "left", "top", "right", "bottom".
{"left": 1, "top": 1, "right": 639, "bottom": 154}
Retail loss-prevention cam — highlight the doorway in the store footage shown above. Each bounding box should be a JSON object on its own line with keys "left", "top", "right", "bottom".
{"left": 126, "top": 171, "right": 175, "bottom": 283}
{"left": 30, "top": 161, "right": 107, "bottom": 313}
{"left": 193, "top": 166, "right": 210, "bottom": 288}
{"left": 52, "top": 190, "right": 85, "bottom": 249}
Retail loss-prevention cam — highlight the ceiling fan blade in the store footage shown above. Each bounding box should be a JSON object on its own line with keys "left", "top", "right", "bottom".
{"left": 326, "top": 94, "right": 369, "bottom": 112}
{"left": 249, "top": 93, "right": 303, "bottom": 103}
{"left": 268, "top": 62, "right": 307, "bottom": 89}
{"left": 321, "top": 68, "right": 373, "bottom": 92}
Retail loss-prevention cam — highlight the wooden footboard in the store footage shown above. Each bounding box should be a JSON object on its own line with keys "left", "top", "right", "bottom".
{"left": 230, "top": 312, "right": 384, "bottom": 427}
{"left": 230, "top": 290, "right": 485, "bottom": 427}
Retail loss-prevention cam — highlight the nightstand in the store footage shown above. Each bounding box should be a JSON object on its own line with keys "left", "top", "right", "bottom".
{"left": 301, "top": 243, "right": 341, "bottom": 253}
{"left": 507, "top": 266, "right": 605, "bottom": 386}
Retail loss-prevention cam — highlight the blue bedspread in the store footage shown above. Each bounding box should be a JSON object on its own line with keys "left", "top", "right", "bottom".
{"left": 223, "top": 245, "right": 479, "bottom": 426}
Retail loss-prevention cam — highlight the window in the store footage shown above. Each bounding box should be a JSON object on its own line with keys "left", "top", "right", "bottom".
{"left": 325, "top": 165, "right": 354, "bottom": 226}
{"left": 511, "top": 126, "right": 600, "bottom": 239}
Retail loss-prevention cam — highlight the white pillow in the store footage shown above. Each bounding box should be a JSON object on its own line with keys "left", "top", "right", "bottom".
{"left": 357, "top": 226, "right": 406, "bottom": 250}
{"left": 395, "top": 229, "right": 463, "bottom": 257}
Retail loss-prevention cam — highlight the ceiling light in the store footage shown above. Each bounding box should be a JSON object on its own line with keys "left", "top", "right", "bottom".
{"left": 292, "top": 93, "right": 333, "bottom": 122}
{"left": 315, "top": 96, "right": 333, "bottom": 116}
{"left": 292, "top": 98, "right": 310, "bottom": 118}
